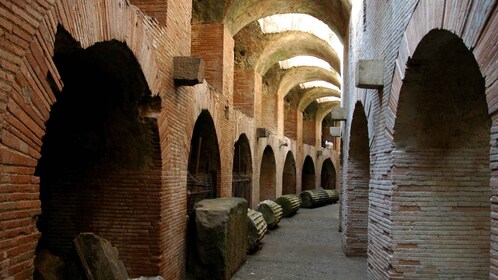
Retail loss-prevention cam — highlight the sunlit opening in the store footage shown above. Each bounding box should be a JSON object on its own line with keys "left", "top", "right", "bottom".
{"left": 279, "top": 56, "right": 336, "bottom": 72}
{"left": 258, "top": 14, "right": 343, "bottom": 58}
{"left": 316, "top": 96, "right": 341, "bottom": 103}
{"left": 300, "top": 81, "right": 340, "bottom": 92}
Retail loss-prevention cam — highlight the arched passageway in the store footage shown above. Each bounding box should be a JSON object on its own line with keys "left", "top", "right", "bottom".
{"left": 392, "top": 29, "right": 490, "bottom": 278}
{"left": 343, "top": 102, "right": 370, "bottom": 256}
{"left": 186, "top": 110, "right": 221, "bottom": 276}
{"left": 321, "top": 158, "right": 336, "bottom": 189}
{"left": 282, "top": 152, "right": 297, "bottom": 194}
{"left": 232, "top": 134, "right": 253, "bottom": 204}
{"left": 259, "top": 146, "right": 277, "bottom": 201}
{"left": 35, "top": 27, "right": 162, "bottom": 276}
{"left": 301, "top": 156, "right": 316, "bottom": 191}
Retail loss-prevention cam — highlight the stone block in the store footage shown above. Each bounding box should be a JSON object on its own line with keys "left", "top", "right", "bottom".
{"left": 331, "top": 107, "right": 347, "bottom": 121}
{"left": 256, "top": 128, "right": 269, "bottom": 138}
{"left": 330, "top": 127, "right": 341, "bottom": 137}
{"left": 74, "top": 233, "right": 129, "bottom": 280}
{"left": 173, "top": 56, "right": 205, "bottom": 86}
{"left": 355, "top": 59, "right": 385, "bottom": 89}
{"left": 194, "top": 198, "right": 248, "bottom": 280}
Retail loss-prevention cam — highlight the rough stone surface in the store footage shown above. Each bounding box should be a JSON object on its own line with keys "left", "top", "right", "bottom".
{"left": 74, "top": 233, "right": 129, "bottom": 280}
{"left": 275, "top": 194, "right": 301, "bottom": 217}
{"left": 355, "top": 59, "right": 384, "bottom": 89}
{"left": 194, "top": 198, "right": 248, "bottom": 280}
{"left": 173, "top": 56, "right": 205, "bottom": 86}
{"left": 34, "top": 249, "right": 65, "bottom": 280}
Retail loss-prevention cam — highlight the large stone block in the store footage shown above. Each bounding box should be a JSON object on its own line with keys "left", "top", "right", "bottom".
{"left": 173, "top": 56, "right": 205, "bottom": 86}
{"left": 331, "top": 107, "right": 347, "bottom": 121}
{"left": 194, "top": 198, "right": 248, "bottom": 280}
{"left": 74, "top": 233, "right": 129, "bottom": 280}
{"left": 330, "top": 127, "right": 341, "bottom": 137}
{"left": 355, "top": 59, "right": 385, "bottom": 89}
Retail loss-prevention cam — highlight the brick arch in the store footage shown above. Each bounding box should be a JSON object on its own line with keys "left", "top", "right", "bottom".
{"left": 383, "top": 1, "right": 496, "bottom": 278}
{"left": 392, "top": 29, "right": 491, "bottom": 279}
{"left": 0, "top": 1, "right": 165, "bottom": 277}
{"left": 255, "top": 32, "right": 339, "bottom": 76}
{"left": 301, "top": 155, "right": 316, "bottom": 191}
{"left": 232, "top": 133, "right": 253, "bottom": 204}
{"left": 282, "top": 151, "right": 297, "bottom": 194}
{"left": 320, "top": 158, "right": 336, "bottom": 189}
{"left": 342, "top": 101, "right": 370, "bottom": 256}
{"left": 259, "top": 145, "right": 277, "bottom": 201}
{"left": 277, "top": 66, "right": 341, "bottom": 100}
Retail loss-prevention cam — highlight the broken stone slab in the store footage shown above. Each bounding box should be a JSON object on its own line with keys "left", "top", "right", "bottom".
{"left": 73, "top": 233, "right": 129, "bottom": 280}
{"left": 34, "top": 249, "right": 65, "bottom": 280}
{"left": 194, "top": 197, "right": 248, "bottom": 280}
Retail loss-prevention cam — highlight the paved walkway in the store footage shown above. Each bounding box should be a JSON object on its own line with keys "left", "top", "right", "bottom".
{"left": 233, "top": 203, "right": 367, "bottom": 280}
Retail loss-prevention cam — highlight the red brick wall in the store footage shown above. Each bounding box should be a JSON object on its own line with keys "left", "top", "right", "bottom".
{"left": 303, "top": 119, "right": 316, "bottom": 146}
{"left": 130, "top": 0, "right": 168, "bottom": 26}
{"left": 234, "top": 69, "right": 256, "bottom": 118}
{"left": 284, "top": 103, "right": 298, "bottom": 140}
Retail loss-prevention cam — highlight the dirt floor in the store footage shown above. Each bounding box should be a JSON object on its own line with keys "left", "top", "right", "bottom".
{"left": 233, "top": 203, "right": 367, "bottom": 280}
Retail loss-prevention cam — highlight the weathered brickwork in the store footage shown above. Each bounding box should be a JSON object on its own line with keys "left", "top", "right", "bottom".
{"left": 343, "top": 0, "right": 497, "bottom": 278}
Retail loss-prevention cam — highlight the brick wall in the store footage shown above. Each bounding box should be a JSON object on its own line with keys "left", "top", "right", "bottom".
{"left": 234, "top": 69, "right": 256, "bottom": 118}
{"left": 259, "top": 146, "right": 277, "bottom": 200}
{"left": 284, "top": 103, "right": 298, "bottom": 140}
{"left": 130, "top": 0, "right": 168, "bottom": 26}
{"left": 303, "top": 119, "right": 316, "bottom": 146}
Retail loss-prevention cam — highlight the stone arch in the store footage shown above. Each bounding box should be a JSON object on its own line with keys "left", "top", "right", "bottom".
{"left": 278, "top": 66, "right": 341, "bottom": 100}
{"left": 302, "top": 156, "right": 316, "bottom": 191}
{"left": 298, "top": 87, "right": 341, "bottom": 112}
{"left": 321, "top": 158, "right": 336, "bottom": 189}
{"left": 34, "top": 27, "right": 162, "bottom": 276}
{"left": 392, "top": 29, "right": 490, "bottom": 278}
{"left": 259, "top": 146, "right": 277, "bottom": 201}
{"left": 232, "top": 133, "right": 253, "bottom": 204}
{"left": 282, "top": 151, "right": 297, "bottom": 194}
{"left": 343, "top": 101, "right": 370, "bottom": 256}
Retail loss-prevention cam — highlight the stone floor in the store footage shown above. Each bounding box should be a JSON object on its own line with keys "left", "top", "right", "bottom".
{"left": 233, "top": 203, "right": 367, "bottom": 280}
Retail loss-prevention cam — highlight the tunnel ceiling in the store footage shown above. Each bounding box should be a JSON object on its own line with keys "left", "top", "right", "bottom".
{"left": 194, "top": 0, "right": 350, "bottom": 125}
{"left": 192, "top": 0, "right": 351, "bottom": 40}
{"left": 234, "top": 23, "right": 341, "bottom": 75}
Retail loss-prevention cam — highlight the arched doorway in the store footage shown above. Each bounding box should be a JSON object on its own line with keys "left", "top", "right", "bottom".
{"left": 392, "top": 29, "right": 490, "bottom": 278}
{"left": 232, "top": 134, "right": 252, "bottom": 204}
{"left": 282, "top": 152, "right": 297, "bottom": 194}
{"left": 343, "top": 101, "right": 370, "bottom": 256}
{"left": 259, "top": 146, "right": 276, "bottom": 201}
{"left": 35, "top": 27, "right": 162, "bottom": 276}
{"left": 301, "top": 156, "right": 315, "bottom": 191}
{"left": 321, "top": 158, "right": 336, "bottom": 189}
{"left": 186, "top": 110, "right": 221, "bottom": 276}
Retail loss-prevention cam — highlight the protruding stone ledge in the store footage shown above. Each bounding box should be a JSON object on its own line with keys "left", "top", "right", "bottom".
{"left": 173, "top": 56, "right": 205, "bottom": 86}
{"left": 331, "top": 107, "right": 347, "bottom": 121}
{"left": 355, "top": 59, "right": 385, "bottom": 89}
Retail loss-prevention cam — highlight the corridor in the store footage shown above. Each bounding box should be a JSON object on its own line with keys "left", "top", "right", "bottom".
{"left": 234, "top": 204, "right": 367, "bottom": 280}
